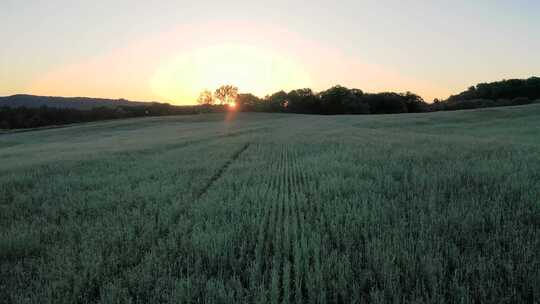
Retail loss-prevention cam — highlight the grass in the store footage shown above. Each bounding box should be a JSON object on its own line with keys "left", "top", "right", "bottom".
{"left": 1, "top": 104, "right": 539, "bottom": 303}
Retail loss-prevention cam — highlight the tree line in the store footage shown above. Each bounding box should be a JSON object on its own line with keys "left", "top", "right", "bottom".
{"left": 431, "top": 77, "right": 540, "bottom": 111}
{"left": 199, "top": 85, "right": 427, "bottom": 114}
{"left": 1, "top": 77, "right": 539, "bottom": 129}
{"left": 0, "top": 103, "right": 205, "bottom": 129}
{"left": 199, "top": 77, "right": 540, "bottom": 114}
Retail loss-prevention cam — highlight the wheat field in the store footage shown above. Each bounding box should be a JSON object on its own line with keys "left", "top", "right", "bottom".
{"left": 1, "top": 105, "right": 539, "bottom": 303}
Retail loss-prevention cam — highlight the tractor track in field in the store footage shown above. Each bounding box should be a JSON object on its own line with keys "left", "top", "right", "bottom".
{"left": 195, "top": 142, "right": 251, "bottom": 200}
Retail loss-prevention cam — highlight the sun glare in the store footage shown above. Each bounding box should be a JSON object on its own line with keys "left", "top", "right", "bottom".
{"left": 229, "top": 102, "right": 237, "bottom": 109}
{"left": 150, "top": 44, "right": 311, "bottom": 104}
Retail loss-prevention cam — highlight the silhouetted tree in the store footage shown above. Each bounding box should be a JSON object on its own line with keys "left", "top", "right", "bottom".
{"left": 266, "top": 91, "right": 289, "bottom": 112}
{"left": 402, "top": 91, "right": 426, "bottom": 113}
{"left": 448, "top": 77, "right": 540, "bottom": 102}
{"left": 431, "top": 77, "right": 540, "bottom": 111}
{"left": 318, "top": 86, "right": 371, "bottom": 114}
{"left": 287, "top": 88, "right": 321, "bottom": 114}
{"left": 363, "top": 93, "right": 408, "bottom": 114}
{"left": 237, "top": 93, "right": 263, "bottom": 111}
{"left": 197, "top": 90, "right": 214, "bottom": 105}
{"left": 214, "top": 85, "right": 238, "bottom": 105}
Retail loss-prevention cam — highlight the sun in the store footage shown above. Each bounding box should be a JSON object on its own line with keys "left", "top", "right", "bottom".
{"left": 150, "top": 44, "right": 311, "bottom": 104}
{"left": 228, "top": 102, "right": 237, "bottom": 109}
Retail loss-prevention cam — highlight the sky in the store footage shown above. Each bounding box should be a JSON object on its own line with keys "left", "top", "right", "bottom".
{"left": 1, "top": 0, "right": 539, "bottom": 104}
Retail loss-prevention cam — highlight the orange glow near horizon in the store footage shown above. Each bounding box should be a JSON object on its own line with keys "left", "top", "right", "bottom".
{"left": 150, "top": 44, "right": 312, "bottom": 104}
{"left": 25, "top": 22, "right": 451, "bottom": 104}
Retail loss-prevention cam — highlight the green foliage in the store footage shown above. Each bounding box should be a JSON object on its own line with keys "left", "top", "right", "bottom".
{"left": 435, "top": 77, "right": 540, "bottom": 111}
{"left": 448, "top": 77, "right": 540, "bottom": 101}
{"left": 1, "top": 105, "right": 540, "bottom": 303}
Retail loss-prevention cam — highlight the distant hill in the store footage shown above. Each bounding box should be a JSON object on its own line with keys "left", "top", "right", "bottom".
{"left": 0, "top": 94, "right": 161, "bottom": 109}
{"left": 0, "top": 95, "right": 214, "bottom": 130}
